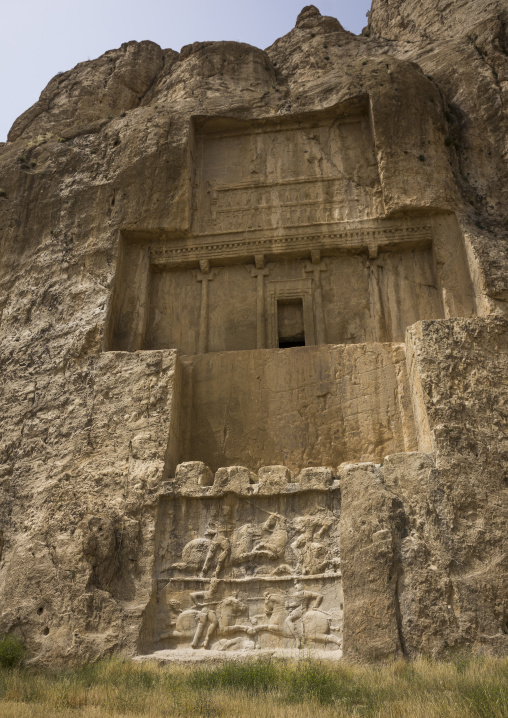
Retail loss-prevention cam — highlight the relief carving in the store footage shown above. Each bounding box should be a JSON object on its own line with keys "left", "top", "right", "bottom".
{"left": 192, "top": 107, "right": 383, "bottom": 239}
{"left": 153, "top": 487, "right": 342, "bottom": 653}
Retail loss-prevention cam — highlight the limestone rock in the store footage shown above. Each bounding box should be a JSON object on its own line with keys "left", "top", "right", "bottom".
{"left": 368, "top": 0, "right": 508, "bottom": 309}
{"left": 175, "top": 461, "right": 214, "bottom": 488}
{"left": 340, "top": 462, "right": 404, "bottom": 661}
{"left": 295, "top": 5, "right": 347, "bottom": 34}
{"left": 297, "top": 467, "right": 335, "bottom": 490}
{"left": 213, "top": 466, "right": 257, "bottom": 493}
{"left": 0, "top": 1, "right": 506, "bottom": 664}
{"left": 257, "top": 465, "right": 292, "bottom": 492}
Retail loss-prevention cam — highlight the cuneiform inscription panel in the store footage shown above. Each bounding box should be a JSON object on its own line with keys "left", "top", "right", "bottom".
{"left": 153, "top": 489, "right": 342, "bottom": 652}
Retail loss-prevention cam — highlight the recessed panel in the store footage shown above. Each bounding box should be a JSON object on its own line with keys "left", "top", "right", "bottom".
{"left": 152, "top": 490, "right": 342, "bottom": 653}
{"left": 192, "top": 107, "right": 383, "bottom": 236}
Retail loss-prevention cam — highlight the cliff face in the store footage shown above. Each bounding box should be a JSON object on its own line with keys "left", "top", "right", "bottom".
{"left": 368, "top": 0, "right": 508, "bottom": 307}
{"left": 0, "top": 4, "right": 506, "bottom": 664}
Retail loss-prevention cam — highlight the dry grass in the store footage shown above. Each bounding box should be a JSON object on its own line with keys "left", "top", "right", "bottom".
{"left": 0, "top": 654, "right": 506, "bottom": 717}
{"left": 26, "top": 133, "right": 54, "bottom": 149}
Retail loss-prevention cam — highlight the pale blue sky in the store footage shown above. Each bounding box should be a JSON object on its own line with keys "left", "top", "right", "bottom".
{"left": 1, "top": 1, "right": 372, "bottom": 142}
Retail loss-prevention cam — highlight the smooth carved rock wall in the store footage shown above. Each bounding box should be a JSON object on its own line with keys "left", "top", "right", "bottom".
{"left": 109, "top": 210, "right": 475, "bottom": 355}
{"left": 145, "top": 248, "right": 445, "bottom": 353}
{"left": 105, "top": 102, "right": 475, "bottom": 357}
{"left": 180, "top": 343, "right": 417, "bottom": 474}
{"left": 105, "top": 98, "right": 475, "bottom": 356}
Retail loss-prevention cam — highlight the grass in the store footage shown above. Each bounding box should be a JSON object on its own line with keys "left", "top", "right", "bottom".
{"left": 0, "top": 655, "right": 506, "bottom": 717}
{"left": 26, "top": 133, "right": 53, "bottom": 148}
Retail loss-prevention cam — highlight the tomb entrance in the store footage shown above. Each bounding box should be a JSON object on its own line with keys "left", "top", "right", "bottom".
{"left": 106, "top": 99, "right": 474, "bottom": 358}
{"left": 105, "top": 97, "right": 475, "bottom": 476}
{"left": 277, "top": 298, "right": 305, "bottom": 348}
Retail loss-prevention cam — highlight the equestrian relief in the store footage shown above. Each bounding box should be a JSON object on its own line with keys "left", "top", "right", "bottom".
{"left": 149, "top": 464, "right": 343, "bottom": 653}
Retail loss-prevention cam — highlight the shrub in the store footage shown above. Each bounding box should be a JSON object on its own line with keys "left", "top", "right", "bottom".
{"left": 0, "top": 189, "right": 6, "bottom": 198}
{"left": 0, "top": 635, "right": 25, "bottom": 668}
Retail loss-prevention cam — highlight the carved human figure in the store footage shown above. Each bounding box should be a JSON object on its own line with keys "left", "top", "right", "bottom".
{"left": 190, "top": 578, "right": 220, "bottom": 649}
{"left": 189, "top": 581, "right": 251, "bottom": 649}
{"left": 245, "top": 585, "right": 340, "bottom": 649}
{"left": 285, "top": 583, "right": 341, "bottom": 648}
{"left": 292, "top": 515, "right": 333, "bottom": 575}
{"left": 200, "top": 527, "right": 231, "bottom": 578}
{"left": 284, "top": 583, "right": 323, "bottom": 645}
{"left": 172, "top": 527, "right": 215, "bottom": 574}
{"left": 252, "top": 515, "right": 288, "bottom": 561}
{"left": 229, "top": 514, "right": 288, "bottom": 570}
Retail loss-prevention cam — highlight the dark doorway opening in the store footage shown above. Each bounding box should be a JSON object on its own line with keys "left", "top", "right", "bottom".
{"left": 277, "top": 298, "right": 305, "bottom": 348}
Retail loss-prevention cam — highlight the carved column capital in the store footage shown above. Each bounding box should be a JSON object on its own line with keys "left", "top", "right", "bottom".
{"left": 254, "top": 253, "right": 265, "bottom": 270}
{"left": 199, "top": 258, "right": 211, "bottom": 274}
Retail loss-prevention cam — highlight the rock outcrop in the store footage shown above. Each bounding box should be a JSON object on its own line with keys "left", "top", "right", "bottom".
{"left": 0, "top": 2, "right": 506, "bottom": 664}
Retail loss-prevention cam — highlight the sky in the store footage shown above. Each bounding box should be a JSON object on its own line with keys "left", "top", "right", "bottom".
{"left": 0, "top": 0, "right": 372, "bottom": 142}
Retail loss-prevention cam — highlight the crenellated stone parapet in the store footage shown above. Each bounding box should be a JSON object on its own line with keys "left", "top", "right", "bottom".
{"left": 162, "top": 461, "right": 340, "bottom": 497}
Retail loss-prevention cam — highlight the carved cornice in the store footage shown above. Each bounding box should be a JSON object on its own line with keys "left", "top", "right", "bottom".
{"left": 149, "top": 220, "right": 433, "bottom": 268}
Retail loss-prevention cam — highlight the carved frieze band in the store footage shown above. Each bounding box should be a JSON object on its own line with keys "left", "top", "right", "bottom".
{"left": 149, "top": 223, "right": 433, "bottom": 269}
{"left": 205, "top": 177, "right": 381, "bottom": 232}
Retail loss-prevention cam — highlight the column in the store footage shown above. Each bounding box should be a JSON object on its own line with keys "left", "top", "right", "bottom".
{"left": 305, "top": 249, "right": 327, "bottom": 345}
{"left": 196, "top": 259, "right": 215, "bottom": 354}
{"left": 368, "top": 260, "right": 387, "bottom": 343}
{"left": 251, "top": 254, "right": 270, "bottom": 349}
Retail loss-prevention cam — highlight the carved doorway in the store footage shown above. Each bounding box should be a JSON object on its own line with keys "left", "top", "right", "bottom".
{"left": 277, "top": 298, "right": 305, "bottom": 348}
{"left": 266, "top": 278, "right": 316, "bottom": 348}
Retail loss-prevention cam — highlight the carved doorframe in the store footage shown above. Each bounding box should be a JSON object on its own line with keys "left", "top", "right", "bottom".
{"left": 266, "top": 278, "right": 316, "bottom": 348}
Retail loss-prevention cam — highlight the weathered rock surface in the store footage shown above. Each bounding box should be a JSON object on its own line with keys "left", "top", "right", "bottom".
{"left": 0, "top": 2, "right": 506, "bottom": 663}
{"left": 368, "top": 0, "right": 508, "bottom": 309}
